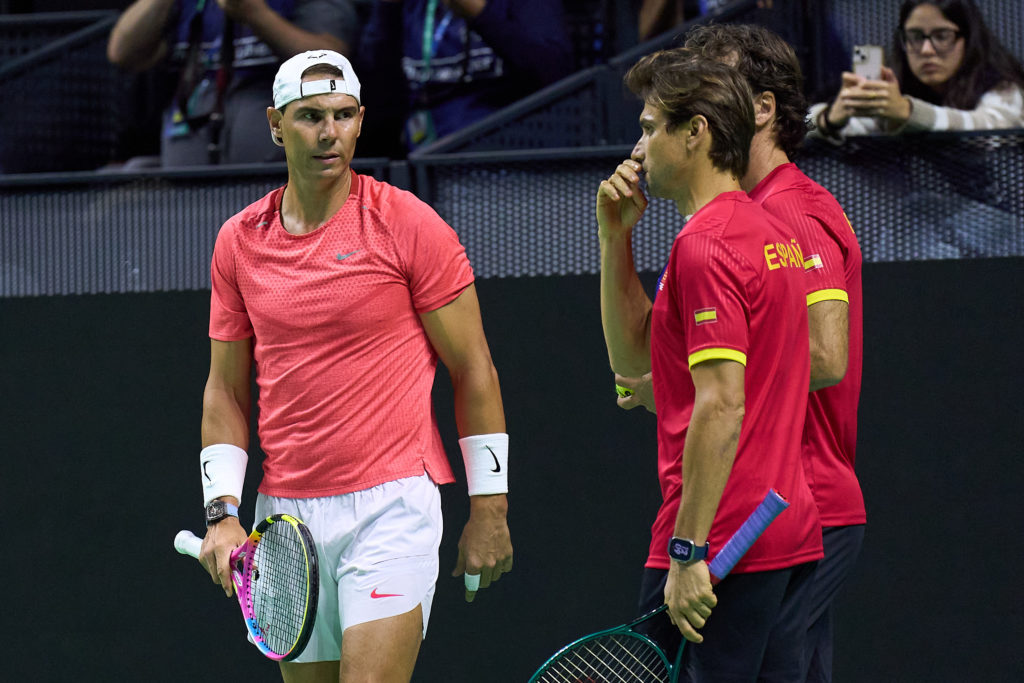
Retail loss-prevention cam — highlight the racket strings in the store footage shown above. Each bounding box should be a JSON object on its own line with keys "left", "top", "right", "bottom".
{"left": 248, "top": 522, "right": 311, "bottom": 655}
{"left": 536, "top": 634, "right": 670, "bottom": 683}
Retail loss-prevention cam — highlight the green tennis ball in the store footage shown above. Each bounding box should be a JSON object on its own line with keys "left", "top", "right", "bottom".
{"left": 615, "top": 384, "right": 634, "bottom": 398}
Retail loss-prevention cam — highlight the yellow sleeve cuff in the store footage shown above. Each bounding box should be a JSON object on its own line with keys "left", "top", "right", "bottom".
{"left": 807, "top": 288, "right": 849, "bottom": 306}
{"left": 688, "top": 348, "right": 748, "bottom": 369}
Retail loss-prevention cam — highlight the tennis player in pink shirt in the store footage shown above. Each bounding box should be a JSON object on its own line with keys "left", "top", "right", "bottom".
{"left": 194, "top": 50, "right": 513, "bottom": 682}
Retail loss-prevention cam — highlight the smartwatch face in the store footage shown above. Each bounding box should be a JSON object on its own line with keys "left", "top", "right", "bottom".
{"left": 667, "top": 540, "right": 708, "bottom": 561}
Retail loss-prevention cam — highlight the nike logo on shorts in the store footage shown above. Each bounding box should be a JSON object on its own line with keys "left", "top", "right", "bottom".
{"left": 370, "top": 588, "right": 404, "bottom": 599}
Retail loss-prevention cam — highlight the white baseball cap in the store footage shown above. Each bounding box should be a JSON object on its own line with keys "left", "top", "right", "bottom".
{"left": 272, "top": 50, "right": 361, "bottom": 110}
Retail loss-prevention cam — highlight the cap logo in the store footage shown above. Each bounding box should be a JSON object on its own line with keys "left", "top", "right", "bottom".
{"left": 273, "top": 49, "right": 361, "bottom": 109}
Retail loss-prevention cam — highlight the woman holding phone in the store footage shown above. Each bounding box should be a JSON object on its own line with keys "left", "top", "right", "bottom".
{"left": 809, "top": 0, "right": 1024, "bottom": 140}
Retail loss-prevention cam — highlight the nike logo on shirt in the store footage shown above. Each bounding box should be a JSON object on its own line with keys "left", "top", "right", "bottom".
{"left": 370, "top": 588, "right": 404, "bottom": 599}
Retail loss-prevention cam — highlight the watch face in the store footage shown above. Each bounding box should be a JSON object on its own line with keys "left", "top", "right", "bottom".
{"left": 206, "top": 501, "right": 224, "bottom": 520}
{"left": 670, "top": 539, "right": 692, "bottom": 560}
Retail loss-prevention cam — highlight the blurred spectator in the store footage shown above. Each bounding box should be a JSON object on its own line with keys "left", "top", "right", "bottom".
{"left": 357, "top": 0, "right": 573, "bottom": 155}
{"left": 637, "top": 0, "right": 686, "bottom": 41}
{"left": 636, "top": 0, "right": 730, "bottom": 42}
{"left": 809, "top": 0, "right": 1024, "bottom": 140}
{"left": 634, "top": 1, "right": 846, "bottom": 104}
{"left": 107, "top": 0, "right": 358, "bottom": 167}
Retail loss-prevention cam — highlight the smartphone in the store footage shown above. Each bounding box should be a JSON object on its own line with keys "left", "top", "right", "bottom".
{"left": 852, "top": 45, "right": 884, "bottom": 80}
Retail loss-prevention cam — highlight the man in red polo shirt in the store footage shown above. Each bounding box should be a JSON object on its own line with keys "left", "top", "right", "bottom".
{"left": 626, "top": 26, "right": 860, "bottom": 683}
{"left": 597, "top": 50, "right": 822, "bottom": 680}
{"left": 686, "top": 25, "right": 865, "bottom": 682}
{"left": 615, "top": 26, "right": 866, "bottom": 682}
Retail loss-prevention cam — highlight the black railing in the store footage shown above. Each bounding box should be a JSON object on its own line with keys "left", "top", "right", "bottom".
{"left": 3, "top": 132, "right": 1021, "bottom": 297}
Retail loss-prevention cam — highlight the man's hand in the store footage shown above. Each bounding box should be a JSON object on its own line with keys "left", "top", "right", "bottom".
{"left": 199, "top": 516, "right": 248, "bottom": 597}
{"left": 597, "top": 159, "right": 648, "bottom": 241}
{"left": 664, "top": 560, "right": 717, "bottom": 643}
{"left": 614, "top": 372, "right": 656, "bottom": 413}
{"left": 442, "top": 0, "right": 486, "bottom": 19}
{"left": 451, "top": 494, "right": 513, "bottom": 603}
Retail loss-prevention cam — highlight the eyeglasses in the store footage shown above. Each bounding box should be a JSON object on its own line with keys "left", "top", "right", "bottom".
{"left": 901, "top": 28, "right": 962, "bottom": 53}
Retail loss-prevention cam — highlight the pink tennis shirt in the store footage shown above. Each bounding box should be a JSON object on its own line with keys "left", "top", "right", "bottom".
{"left": 648, "top": 191, "right": 823, "bottom": 573}
{"left": 209, "top": 171, "right": 472, "bottom": 498}
{"left": 749, "top": 163, "right": 865, "bottom": 527}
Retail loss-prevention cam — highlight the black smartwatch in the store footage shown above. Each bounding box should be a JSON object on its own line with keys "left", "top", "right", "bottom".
{"left": 204, "top": 500, "right": 239, "bottom": 527}
{"left": 667, "top": 537, "right": 709, "bottom": 566}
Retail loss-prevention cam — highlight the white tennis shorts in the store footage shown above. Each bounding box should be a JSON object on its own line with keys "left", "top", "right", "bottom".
{"left": 253, "top": 473, "right": 442, "bottom": 663}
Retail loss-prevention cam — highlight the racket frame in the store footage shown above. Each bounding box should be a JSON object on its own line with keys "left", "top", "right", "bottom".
{"left": 531, "top": 606, "right": 674, "bottom": 681}
{"left": 232, "top": 513, "right": 319, "bottom": 661}
{"left": 175, "top": 513, "right": 319, "bottom": 662}
{"left": 528, "top": 489, "right": 789, "bottom": 682}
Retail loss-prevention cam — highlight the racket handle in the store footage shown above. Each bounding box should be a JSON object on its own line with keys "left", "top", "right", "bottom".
{"left": 174, "top": 530, "right": 203, "bottom": 559}
{"left": 708, "top": 489, "right": 789, "bottom": 582}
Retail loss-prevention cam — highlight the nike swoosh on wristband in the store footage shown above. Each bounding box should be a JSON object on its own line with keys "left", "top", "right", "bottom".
{"left": 202, "top": 461, "right": 211, "bottom": 482}
{"left": 370, "top": 588, "right": 404, "bottom": 599}
{"left": 485, "top": 445, "right": 501, "bottom": 473}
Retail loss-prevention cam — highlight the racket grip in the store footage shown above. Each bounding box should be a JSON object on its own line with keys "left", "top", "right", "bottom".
{"left": 174, "top": 530, "right": 203, "bottom": 559}
{"left": 708, "top": 489, "right": 789, "bottom": 581}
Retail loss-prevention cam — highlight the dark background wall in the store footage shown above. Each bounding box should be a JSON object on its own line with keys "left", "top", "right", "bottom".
{"left": 2, "top": 257, "right": 1022, "bottom": 681}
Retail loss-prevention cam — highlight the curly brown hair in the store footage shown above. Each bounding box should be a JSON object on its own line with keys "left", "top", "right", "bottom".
{"left": 683, "top": 23, "right": 809, "bottom": 158}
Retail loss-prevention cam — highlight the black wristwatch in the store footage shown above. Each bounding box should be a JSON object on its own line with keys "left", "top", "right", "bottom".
{"left": 668, "top": 537, "right": 709, "bottom": 566}
{"left": 204, "top": 500, "right": 239, "bottom": 527}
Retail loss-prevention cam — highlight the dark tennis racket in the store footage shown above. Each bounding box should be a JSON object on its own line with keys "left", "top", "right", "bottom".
{"left": 175, "top": 513, "right": 319, "bottom": 661}
{"left": 529, "top": 489, "right": 790, "bottom": 683}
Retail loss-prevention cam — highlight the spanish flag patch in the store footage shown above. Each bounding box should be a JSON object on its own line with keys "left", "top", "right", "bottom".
{"left": 804, "top": 254, "right": 824, "bottom": 270}
{"left": 694, "top": 308, "right": 718, "bottom": 325}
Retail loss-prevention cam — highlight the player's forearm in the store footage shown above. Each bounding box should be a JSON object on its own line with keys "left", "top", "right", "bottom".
{"left": 241, "top": 3, "right": 349, "bottom": 58}
{"left": 201, "top": 385, "right": 251, "bottom": 450}
{"left": 600, "top": 234, "right": 653, "bottom": 377}
{"left": 449, "top": 361, "right": 507, "bottom": 438}
{"left": 674, "top": 397, "right": 744, "bottom": 543}
{"left": 107, "top": 0, "right": 175, "bottom": 70}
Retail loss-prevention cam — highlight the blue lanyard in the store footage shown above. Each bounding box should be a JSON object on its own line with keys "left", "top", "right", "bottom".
{"left": 421, "top": 0, "right": 453, "bottom": 70}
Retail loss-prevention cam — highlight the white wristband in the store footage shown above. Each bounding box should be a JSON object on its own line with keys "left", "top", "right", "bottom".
{"left": 459, "top": 433, "right": 508, "bottom": 496}
{"left": 200, "top": 443, "right": 248, "bottom": 506}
